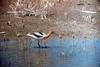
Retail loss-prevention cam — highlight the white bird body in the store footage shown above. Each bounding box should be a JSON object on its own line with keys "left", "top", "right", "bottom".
{"left": 27, "top": 32, "right": 47, "bottom": 39}
{"left": 27, "top": 31, "right": 54, "bottom": 48}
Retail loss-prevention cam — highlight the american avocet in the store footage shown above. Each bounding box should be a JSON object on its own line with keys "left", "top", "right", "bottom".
{"left": 27, "top": 31, "right": 55, "bottom": 48}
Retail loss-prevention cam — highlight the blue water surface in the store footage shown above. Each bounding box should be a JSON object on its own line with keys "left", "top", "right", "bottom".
{"left": 0, "top": 38, "right": 100, "bottom": 67}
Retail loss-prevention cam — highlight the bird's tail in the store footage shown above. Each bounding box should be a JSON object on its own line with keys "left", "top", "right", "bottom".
{"left": 27, "top": 33, "right": 32, "bottom": 37}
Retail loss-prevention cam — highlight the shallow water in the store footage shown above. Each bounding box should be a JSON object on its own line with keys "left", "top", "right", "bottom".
{"left": 0, "top": 38, "right": 100, "bottom": 67}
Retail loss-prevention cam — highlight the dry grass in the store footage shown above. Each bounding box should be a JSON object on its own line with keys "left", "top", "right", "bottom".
{"left": 7, "top": 0, "right": 61, "bottom": 19}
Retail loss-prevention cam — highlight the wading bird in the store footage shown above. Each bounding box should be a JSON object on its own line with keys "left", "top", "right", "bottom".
{"left": 27, "top": 31, "right": 55, "bottom": 48}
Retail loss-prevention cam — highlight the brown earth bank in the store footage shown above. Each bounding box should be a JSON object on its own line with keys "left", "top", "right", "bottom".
{"left": 0, "top": 0, "right": 100, "bottom": 39}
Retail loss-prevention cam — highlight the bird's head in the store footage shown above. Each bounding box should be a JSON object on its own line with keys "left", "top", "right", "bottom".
{"left": 45, "top": 30, "right": 58, "bottom": 38}
{"left": 47, "top": 29, "right": 58, "bottom": 35}
{"left": 48, "top": 30, "right": 55, "bottom": 34}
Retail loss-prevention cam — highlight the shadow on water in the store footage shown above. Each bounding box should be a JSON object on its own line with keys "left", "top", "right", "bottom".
{"left": 0, "top": 38, "right": 100, "bottom": 67}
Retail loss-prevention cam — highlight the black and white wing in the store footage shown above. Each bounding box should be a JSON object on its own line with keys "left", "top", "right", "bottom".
{"left": 27, "top": 32, "right": 46, "bottom": 39}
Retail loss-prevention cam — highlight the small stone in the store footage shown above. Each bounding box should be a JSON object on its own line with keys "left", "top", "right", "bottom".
{"left": 64, "top": 12, "right": 68, "bottom": 16}
{"left": 59, "top": 35, "right": 63, "bottom": 39}
{"left": 0, "top": 32, "right": 6, "bottom": 34}
{"left": 7, "top": 21, "right": 11, "bottom": 26}
{"left": 72, "top": 36, "right": 75, "bottom": 38}
{"left": 61, "top": 52, "right": 65, "bottom": 56}
{"left": 77, "top": 3, "right": 84, "bottom": 5}
{"left": 17, "top": 33, "right": 22, "bottom": 37}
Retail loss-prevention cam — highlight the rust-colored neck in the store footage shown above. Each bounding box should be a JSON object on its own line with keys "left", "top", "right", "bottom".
{"left": 45, "top": 31, "right": 53, "bottom": 38}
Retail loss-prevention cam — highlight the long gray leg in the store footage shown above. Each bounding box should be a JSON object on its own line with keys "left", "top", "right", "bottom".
{"left": 38, "top": 40, "right": 41, "bottom": 48}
